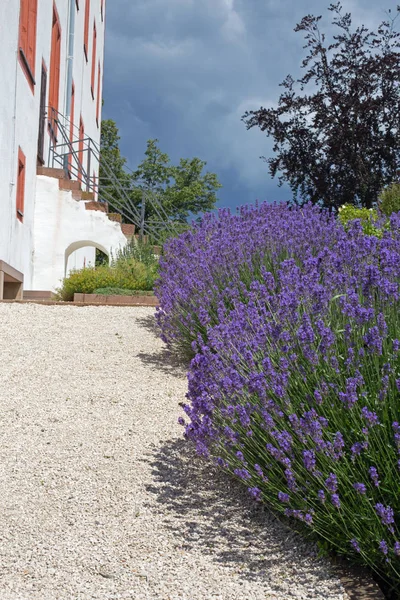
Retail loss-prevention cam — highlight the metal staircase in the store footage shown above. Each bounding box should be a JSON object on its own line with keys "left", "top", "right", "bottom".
{"left": 46, "top": 108, "right": 181, "bottom": 245}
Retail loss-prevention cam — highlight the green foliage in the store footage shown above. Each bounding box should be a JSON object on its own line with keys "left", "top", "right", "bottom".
{"left": 99, "top": 119, "right": 132, "bottom": 207}
{"left": 57, "top": 255, "right": 157, "bottom": 301}
{"left": 93, "top": 287, "right": 155, "bottom": 296}
{"left": 338, "top": 204, "right": 382, "bottom": 237}
{"left": 379, "top": 183, "right": 400, "bottom": 217}
{"left": 99, "top": 122, "right": 222, "bottom": 224}
{"left": 111, "top": 238, "right": 160, "bottom": 269}
{"left": 130, "top": 140, "right": 222, "bottom": 222}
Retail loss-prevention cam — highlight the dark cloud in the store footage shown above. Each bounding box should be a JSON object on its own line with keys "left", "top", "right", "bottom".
{"left": 103, "top": 0, "right": 390, "bottom": 211}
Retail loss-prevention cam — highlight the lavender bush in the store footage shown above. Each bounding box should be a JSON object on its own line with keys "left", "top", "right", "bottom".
{"left": 156, "top": 203, "right": 400, "bottom": 590}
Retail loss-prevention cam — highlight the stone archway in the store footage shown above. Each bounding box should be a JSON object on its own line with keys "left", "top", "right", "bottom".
{"left": 31, "top": 175, "right": 127, "bottom": 291}
{"left": 64, "top": 240, "right": 110, "bottom": 277}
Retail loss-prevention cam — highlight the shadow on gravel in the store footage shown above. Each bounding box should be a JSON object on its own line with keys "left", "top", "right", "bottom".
{"left": 144, "top": 438, "right": 324, "bottom": 584}
{"left": 137, "top": 348, "right": 187, "bottom": 378}
{"left": 134, "top": 313, "right": 159, "bottom": 335}
{"left": 135, "top": 314, "right": 188, "bottom": 378}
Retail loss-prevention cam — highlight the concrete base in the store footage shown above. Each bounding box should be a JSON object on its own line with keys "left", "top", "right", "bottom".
{"left": 0, "top": 260, "right": 24, "bottom": 300}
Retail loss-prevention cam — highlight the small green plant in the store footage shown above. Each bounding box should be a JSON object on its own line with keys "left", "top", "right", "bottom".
{"left": 93, "top": 287, "right": 155, "bottom": 296}
{"left": 338, "top": 204, "right": 382, "bottom": 237}
{"left": 378, "top": 183, "right": 400, "bottom": 217}
{"left": 111, "top": 238, "right": 159, "bottom": 269}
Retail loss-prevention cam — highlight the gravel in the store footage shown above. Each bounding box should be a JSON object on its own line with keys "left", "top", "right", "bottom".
{"left": 0, "top": 303, "right": 349, "bottom": 600}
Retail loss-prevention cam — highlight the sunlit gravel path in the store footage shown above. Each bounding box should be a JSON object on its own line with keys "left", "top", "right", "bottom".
{"left": 0, "top": 304, "right": 348, "bottom": 600}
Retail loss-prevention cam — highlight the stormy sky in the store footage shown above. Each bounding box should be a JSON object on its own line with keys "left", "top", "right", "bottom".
{"left": 103, "top": 0, "right": 392, "bottom": 212}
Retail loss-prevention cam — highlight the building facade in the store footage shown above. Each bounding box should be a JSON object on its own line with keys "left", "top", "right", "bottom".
{"left": 0, "top": 0, "right": 126, "bottom": 296}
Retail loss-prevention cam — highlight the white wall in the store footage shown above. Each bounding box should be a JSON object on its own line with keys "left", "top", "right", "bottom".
{"left": 0, "top": 0, "right": 106, "bottom": 288}
{"left": 32, "top": 175, "right": 126, "bottom": 292}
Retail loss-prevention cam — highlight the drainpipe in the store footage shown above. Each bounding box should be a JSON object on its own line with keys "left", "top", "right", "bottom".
{"left": 64, "top": 0, "right": 75, "bottom": 173}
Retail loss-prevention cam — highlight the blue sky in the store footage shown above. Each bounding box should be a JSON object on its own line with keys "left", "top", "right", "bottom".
{"left": 103, "top": 0, "right": 389, "bottom": 212}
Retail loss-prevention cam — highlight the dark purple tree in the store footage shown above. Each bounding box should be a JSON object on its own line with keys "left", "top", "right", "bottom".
{"left": 242, "top": 3, "right": 400, "bottom": 210}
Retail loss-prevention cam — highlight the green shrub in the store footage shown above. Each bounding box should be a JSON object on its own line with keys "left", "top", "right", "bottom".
{"left": 378, "top": 183, "right": 400, "bottom": 217}
{"left": 57, "top": 257, "right": 158, "bottom": 301}
{"left": 93, "top": 287, "right": 155, "bottom": 296}
{"left": 338, "top": 204, "right": 382, "bottom": 237}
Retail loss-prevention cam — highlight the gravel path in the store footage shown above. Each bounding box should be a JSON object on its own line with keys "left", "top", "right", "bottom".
{"left": 0, "top": 304, "right": 348, "bottom": 600}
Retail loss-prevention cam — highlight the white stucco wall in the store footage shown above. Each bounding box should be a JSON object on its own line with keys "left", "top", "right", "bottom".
{"left": 0, "top": 0, "right": 106, "bottom": 288}
{"left": 32, "top": 175, "right": 126, "bottom": 292}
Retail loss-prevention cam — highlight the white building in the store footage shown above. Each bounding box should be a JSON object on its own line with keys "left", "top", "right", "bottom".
{"left": 0, "top": 0, "right": 128, "bottom": 298}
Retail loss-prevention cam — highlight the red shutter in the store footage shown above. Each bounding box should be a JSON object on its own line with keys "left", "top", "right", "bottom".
{"left": 91, "top": 20, "right": 97, "bottom": 96}
{"left": 27, "top": 0, "right": 38, "bottom": 72}
{"left": 18, "top": 0, "right": 38, "bottom": 92}
{"left": 49, "top": 6, "right": 62, "bottom": 140}
{"left": 84, "top": 0, "right": 90, "bottom": 59}
{"left": 19, "top": 0, "right": 29, "bottom": 53}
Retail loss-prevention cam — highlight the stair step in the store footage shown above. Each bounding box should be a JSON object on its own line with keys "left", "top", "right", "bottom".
{"left": 59, "top": 179, "right": 81, "bottom": 191}
{"left": 37, "top": 166, "right": 66, "bottom": 179}
{"left": 85, "top": 201, "right": 108, "bottom": 213}
{"left": 81, "top": 191, "right": 94, "bottom": 201}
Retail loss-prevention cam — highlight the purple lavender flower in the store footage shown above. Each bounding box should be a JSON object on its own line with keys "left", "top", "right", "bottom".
{"left": 248, "top": 487, "right": 262, "bottom": 501}
{"left": 278, "top": 492, "right": 290, "bottom": 503}
{"left": 325, "top": 473, "right": 338, "bottom": 493}
{"left": 361, "top": 407, "right": 380, "bottom": 427}
{"left": 303, "top": 449, "right": 316, "bottom": 472}
{"left": 285, "top": 468, "right": 297, "bottom": 492}
{"left": 375, "top": 503, "right": 395, "bottom": 531}
{"left": 304, "top": 513, "right": 313, "bottom": 525}
{"left": 379, "top": 540, "right": 388, "bottom": 555}
{"left": 351, "top": 441, "right": 368, "bottom": 457}
{"left": 234, "top": 468, "right": 251, "bottom": 481}
{"left": 369, "top": 467, "right": 380, "bottom": 487}
{"left": 331, "top": 494, "right": 341, "bottom": 509}
{"left": 394, "top": 542, "right": 400, "bottom": 556}
{"left": 353, "top": 482, "right": 367, "bottom": 495}
{"left": 350, "top": 538, "right": 361, "bottom": 553}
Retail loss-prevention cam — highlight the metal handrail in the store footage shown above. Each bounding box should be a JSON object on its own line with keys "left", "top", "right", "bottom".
{"left": 47, "top": 108, "right": 183, "bottom": 244}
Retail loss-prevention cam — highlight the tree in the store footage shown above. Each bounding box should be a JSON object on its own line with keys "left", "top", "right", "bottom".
{"left": 99, "top": 119, "right": 131, "bottom": 207}
{"left": 242, "top": 3, "right": 400, "bottom": 210}
{"left": 99, "top": 126, "right": 221, "bottom": 224}
{"left": 131, "top": 140, "right": 222, "bottom": 222}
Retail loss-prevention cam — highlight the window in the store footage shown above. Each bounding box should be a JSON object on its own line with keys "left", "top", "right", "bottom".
{"left": 96, "top": 62, "right": 101, "bottom": 127}
{"left": 48, "top": 5, "right": 62, "bottom": 140}
{"left": 91, "top": 20, "right": 97, "bottom": 98}
{"left": 18, "top": 0, "right": 38, "bottom": 91}
{"left": 84, "top": 0, "right": 90, "bottom": 61}
{"left": 16, "top": 148, "right": 26, "bottom": 223}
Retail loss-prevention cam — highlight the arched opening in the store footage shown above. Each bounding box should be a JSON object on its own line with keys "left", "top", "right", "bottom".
{"left": 64, "top": 240, "right": 110, "bottom": 277}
